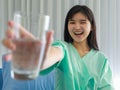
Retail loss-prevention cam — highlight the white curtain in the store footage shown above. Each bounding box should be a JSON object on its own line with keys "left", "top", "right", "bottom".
{"left": 0, "top": 0, "right": 120, "bottom": 89}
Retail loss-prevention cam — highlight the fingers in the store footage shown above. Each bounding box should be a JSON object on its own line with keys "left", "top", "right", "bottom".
{"left": 2, "top": 20, "right": 35, "bottom": 50}
{"left": 2, "top": 38, "right": 16, "bottom": 50}
{"left": 2, "top": 21, "right": 35, "bottom": 62}
{"left": 46, "top": 30, "right": 54, "bottom": 46}
{"left": 6, "top": 28, "right": 15, "bottom": 38}
{"left": 19, "top": 25, "right": 35, "bottom": 39}
{"left": 8, "top": 21, "right": 35, "bottom": 39}
{"left": 44, "top": 30, "right": 54, "bottom": 55}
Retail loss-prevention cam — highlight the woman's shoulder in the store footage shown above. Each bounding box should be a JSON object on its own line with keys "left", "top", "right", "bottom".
{"left": 92, "top": 49, "right": 108, "bottom": 62}
{"left": 93, "top": 49, "right": 106, "bottom": 56}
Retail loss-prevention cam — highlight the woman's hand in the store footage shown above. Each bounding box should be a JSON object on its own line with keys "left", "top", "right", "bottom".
{"left": 2, "top": 21, "right": 54, "bottom": 61}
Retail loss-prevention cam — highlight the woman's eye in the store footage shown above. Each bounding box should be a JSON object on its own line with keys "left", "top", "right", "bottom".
{"left": 80, "top": 21, "right": 86, "bottom": 24}
{"left": 80, "top": 20, "right": 87, "bottom": 24}
{"left": 69, "top": 21, "right": 75, "bottom": 24}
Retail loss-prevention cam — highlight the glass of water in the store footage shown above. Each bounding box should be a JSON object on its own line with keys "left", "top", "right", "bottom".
{"left": 11, "top": 12, "right": 50, "bottom": 80}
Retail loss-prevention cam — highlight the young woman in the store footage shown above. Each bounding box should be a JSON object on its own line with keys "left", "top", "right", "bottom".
{"left": 3, "top": 5, "right": 114, "bottom": 90}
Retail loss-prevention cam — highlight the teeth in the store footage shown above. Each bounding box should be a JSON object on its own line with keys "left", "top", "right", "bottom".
{"left": 74, "top": 31, "right": 83, "bottom": 35}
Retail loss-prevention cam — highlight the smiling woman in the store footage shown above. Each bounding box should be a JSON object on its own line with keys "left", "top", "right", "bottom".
{"left": 68, "top": 12, "right": 92, "bottom": 44}
{"left": 2, "top": 4, "right": 114, "bottom": 90}
{"left": 0, "top": 0, "right": 120, "bottom": 90}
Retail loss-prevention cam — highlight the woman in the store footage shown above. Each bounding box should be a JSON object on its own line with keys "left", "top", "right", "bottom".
{"left": 3, "top": 5, "right": 114, "bottom": 90}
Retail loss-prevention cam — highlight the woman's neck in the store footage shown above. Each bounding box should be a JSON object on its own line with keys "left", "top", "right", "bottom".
{"left": 73, "top": 41, "right": 91, "bottom": 57}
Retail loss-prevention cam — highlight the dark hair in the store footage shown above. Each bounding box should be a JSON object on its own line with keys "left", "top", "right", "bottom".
{"left": 64, "top": 5, "right": 99, "bottom": 50}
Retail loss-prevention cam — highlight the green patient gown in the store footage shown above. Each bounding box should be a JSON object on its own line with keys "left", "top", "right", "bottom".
{"left": 40, "top": 41, "right": 114, "bottom": 90}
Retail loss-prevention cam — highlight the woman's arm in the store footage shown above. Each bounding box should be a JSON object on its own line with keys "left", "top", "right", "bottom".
{"left": 41, "top": 46, "right": 64, "bottom": 70}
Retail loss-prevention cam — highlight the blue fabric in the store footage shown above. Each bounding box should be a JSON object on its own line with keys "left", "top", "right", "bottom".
{"left": 2, "top": 56, "right": 54, "bottom": 90}
{"left": 0, "top": 69, "right": 3, "bottom": 90}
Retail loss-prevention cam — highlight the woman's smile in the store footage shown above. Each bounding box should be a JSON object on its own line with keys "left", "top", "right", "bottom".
{"left": 72, "top": 30, "right": 84, "bottom": 39}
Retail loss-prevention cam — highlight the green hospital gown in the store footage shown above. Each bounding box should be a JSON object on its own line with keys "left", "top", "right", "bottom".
{"left": 40, "top": 41, "right": 114, "bottom": 90}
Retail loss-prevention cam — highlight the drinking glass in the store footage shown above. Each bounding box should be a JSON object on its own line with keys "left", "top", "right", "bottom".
{"left": 11, "top": 12, "right": 50, "bottom": 80}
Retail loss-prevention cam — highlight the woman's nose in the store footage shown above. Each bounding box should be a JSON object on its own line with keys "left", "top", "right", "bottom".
{"left": 75, "top": 23, "right": 81, "bottom": 29}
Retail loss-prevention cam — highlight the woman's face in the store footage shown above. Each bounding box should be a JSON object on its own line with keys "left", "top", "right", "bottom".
{"left": 68, "top": 12, "right": 92, "bottom": 44}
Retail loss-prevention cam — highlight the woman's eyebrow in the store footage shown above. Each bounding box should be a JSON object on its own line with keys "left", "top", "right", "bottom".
{"left": 68, "top": 19, "right": 86, "bottom": 22}
{"left": 68, "top": 19, "right": 74, "bottom": 21}
{"left": 78, "top": 19, "right": 87, "bottom": 22}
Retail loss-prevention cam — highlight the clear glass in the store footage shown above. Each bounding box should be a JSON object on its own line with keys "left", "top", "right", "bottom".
{"left": 11, "top": 12, "right": 50, "bottom": 80}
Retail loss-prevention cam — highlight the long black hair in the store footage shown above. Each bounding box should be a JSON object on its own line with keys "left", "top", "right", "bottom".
{"left": 64, "top": 5, "right": 99, "bottom": 50}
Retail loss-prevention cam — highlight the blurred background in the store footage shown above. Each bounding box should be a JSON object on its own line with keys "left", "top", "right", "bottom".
{"left": 0, "top": 0, "right": 120, "bottom": 89}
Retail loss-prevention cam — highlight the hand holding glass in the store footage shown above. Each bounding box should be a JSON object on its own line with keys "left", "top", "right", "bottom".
{"left": 11, "top": 12, "right": 50, "bottom": 80}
